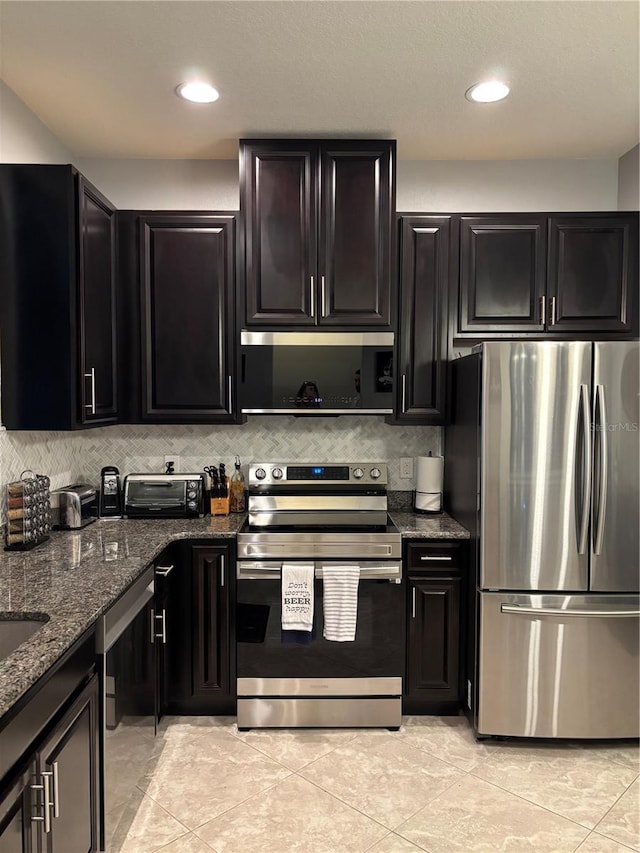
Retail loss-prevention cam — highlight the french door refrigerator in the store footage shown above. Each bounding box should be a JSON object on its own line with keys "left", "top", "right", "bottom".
{"left": 447, "top": 341, "right": 639, "bottom": 739}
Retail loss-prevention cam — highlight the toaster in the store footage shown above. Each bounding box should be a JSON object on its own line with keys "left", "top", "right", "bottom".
{"left": 50, "top": 484, "right": 98, "bottom": 529}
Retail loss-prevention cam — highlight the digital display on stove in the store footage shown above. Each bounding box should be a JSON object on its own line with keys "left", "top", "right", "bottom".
{"left": 286, "top": 466, "right": 350, "bottom": 480}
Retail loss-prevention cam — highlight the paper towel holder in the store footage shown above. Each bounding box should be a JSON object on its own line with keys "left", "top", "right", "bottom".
{"left": 414, "top": 452, "right": 444, "bottom": 515}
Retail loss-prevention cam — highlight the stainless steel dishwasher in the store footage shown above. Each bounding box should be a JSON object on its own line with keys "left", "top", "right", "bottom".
{"left": 95, "top": 566, "right": 156, "bottom": 853}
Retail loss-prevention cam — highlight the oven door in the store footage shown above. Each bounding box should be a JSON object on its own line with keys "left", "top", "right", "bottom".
{"left": 236, "top": 560, "right": 404, "bottom": 682}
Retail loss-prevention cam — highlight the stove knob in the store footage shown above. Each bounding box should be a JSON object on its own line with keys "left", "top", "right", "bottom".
{"left": 272, "top": 467, "right": 283, "bottom": 480}
{"left": 255, "top": 467, "right": 266, "bottom": 480}
{"left": 188, "top": 500, "right": 197, "bottom": 509}
{"left": 353, "top": 467, "right": 364, "bottom": 479}
{"left": 188, "top": 480, "right": 197, "bottom": 488}
{"left": 370, "top": 467, "right": 381, "bottom": 479}
{"left": 188, "top": 489, "right": 197, "bottom": 499}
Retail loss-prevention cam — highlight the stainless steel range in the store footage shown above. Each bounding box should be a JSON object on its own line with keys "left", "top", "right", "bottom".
{"left": 236, "top": 462, "right": 402, "bottom": 729}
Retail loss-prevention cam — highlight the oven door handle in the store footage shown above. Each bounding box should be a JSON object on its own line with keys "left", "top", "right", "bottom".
{"left": 236, "top": 561, "right": 402, "bottom": 581}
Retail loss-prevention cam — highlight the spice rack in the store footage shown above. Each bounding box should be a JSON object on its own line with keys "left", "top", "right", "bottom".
{"left": 4, "top": 470, "right": 51, "bottom": 551}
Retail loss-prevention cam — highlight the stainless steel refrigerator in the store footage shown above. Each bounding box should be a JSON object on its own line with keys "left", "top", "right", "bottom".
{"left": 446, "top": 341, "right": 639, "bottom": 739}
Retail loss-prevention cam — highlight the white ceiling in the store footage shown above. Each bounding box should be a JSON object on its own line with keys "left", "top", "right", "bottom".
{"left": 0, "top": 0, "right": 638, "bottom": 161}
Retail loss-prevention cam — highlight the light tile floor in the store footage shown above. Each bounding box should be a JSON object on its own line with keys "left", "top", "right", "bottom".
{"left": 108, "top": 715, "right": 640, "bottom": 853}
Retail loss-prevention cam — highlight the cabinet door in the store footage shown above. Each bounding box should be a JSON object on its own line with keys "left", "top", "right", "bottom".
{"left": 396, "top": 216, "right": 450, "bottom": 422}
{"left": 139, "top": 215, "right": 236, "bottom": 421}
{"left": 78, "top": 177, "right": 118, "bottom": 424}
{"left": 0, "top": 761, "right": 37, "bottom": 853}
{"left": 318, "top": 141, "right": 395, "bottom": 326}
{"left": 192, "top": 545, "right": 230, "bottom": 697}
{"left": 38, "top": 677, "right": 98, "bottom": 853}
{"left": 241, "top": 142, "right": 317, "bottom": 325}
{"left": 548, "top": 215, "right": 638, "bottom": 334}
{"left": 459, "top": 216, "right": 547, "bottom": 334}
{"left": 407, "top": 577, "right": 461, "bottom": 705}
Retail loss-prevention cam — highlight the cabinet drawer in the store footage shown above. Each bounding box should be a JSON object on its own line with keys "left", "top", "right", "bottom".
{"left": 406, "top": 541, "right": 464, "bottom": 571}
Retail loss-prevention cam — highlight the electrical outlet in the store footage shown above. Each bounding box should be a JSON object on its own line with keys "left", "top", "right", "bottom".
{"left": 164, "top": 454, "right": 180, "bottom": 473}
{"left": 400, "top": 457, "right": 414, "bottom": 479}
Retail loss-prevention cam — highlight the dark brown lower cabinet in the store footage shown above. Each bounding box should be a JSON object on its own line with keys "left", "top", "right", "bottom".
{"left": 0, "top": 762, "right": 37, "bottom": 852}
{"left": 0, "top": 674, "right": 98, "bottom": 853}
{"left": 192, "top": 545, "right": 230, "bottom": 699}
{"left": 163, "top": 541, "right": 234, "bottom": 715}
{"left": 404, "top": 541, "right": 465, "bottom": 714}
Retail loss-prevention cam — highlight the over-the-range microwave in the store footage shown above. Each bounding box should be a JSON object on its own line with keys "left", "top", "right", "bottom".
{"left": 239, "top": 331, "right": 394, "bottom": 415}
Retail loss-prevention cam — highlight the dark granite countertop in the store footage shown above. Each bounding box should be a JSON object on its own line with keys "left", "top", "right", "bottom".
{"left": 0, "top": 515, "right": 245, "bottom": 720}
{"left": 389, "top": 511, "right": 470, "bottom": 539}
{"left": 0, "top": 509, "right": 468, "bottom": 721}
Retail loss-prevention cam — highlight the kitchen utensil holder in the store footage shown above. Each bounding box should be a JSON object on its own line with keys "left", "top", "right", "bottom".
{"left": 210, "top": 478, "right": 230, "bottom": 516}
{"left": 4, "top": 470, "right": 51, "bottom": 551}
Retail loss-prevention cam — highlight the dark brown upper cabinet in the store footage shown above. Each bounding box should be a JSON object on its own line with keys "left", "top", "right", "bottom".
{"left": 455, "top": 212, "right": 638, "bottom": 340}
{"left": 458, "top": 215, "right": 547, "bottom": 335}
{"left": 240, "top": 139, "right": 396, "bottom": 328}
{"left": 392, "top": 216, "right": 452, "bottom": 424}
{"left": 0, "top": 164, "right": 118, "bottom": 430}
{"left": 134, "top": 214, "right": 237, "bottom": 423}
{"left": 548, "top": 216, "right": 638, "bottom": 334}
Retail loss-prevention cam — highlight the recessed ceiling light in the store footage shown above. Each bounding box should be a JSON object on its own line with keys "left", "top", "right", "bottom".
{"left": 465, "top": 81, "right": 510, "bottom": 103}
{"left": 176, "top": 82, "right": 220, "bottom": 104}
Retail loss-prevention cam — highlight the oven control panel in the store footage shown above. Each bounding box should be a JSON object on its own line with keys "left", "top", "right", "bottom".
{"left": 249, "top": 463, "right": 387, "bottom": 486}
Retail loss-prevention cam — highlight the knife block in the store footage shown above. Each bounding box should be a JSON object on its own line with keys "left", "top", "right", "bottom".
{"left": 210, "top": 478, "right": 230, "bottom": 516}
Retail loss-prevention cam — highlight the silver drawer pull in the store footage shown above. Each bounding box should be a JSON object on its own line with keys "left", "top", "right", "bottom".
{"left": 52, "top": 761, "right": 60, "bottom": 818}
{"left": 84, "top": 367, "right": 96, "bottom": 414}
{"left": 420, "top": 555, "right": 452, "bottom": 561}
{"left": 412, "top": 587, "right": 416, "bottom": 619}
{"left": 155, "top": 564, "right": 174, "bottom": 577}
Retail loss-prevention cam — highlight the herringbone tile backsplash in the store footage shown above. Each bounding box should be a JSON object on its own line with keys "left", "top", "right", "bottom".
{"left": 0, "top": 418, "right": 441, "bottom": 517}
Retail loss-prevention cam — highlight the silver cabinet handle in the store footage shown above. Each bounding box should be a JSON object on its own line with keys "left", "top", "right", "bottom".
{"left": 52, "top": 761, "right": 60, "bottom": 818}
{"left": 594, "top": 384, "right": 608, "bottom": 556}
{"left": 420, "top": 555, "right": 452, "bottom": 561}
{"left": 549, "top": 296, "right": 557, "bottom": 326}
{"left": 401, "top": 374, "right": 407, "bottom": 413}
{"left": 501, "top": 604, "right": 640, "bottom": 619}
{"left": 310, "top": 276, "right": 315, "bottom": 319}
{"left": 155, "top": 564, "right": 174, "bottom": 577}
{"left": 220, "top": 555, "right": 225, "bottom": 587}
{"left": 30, "top": 775, "right": 51, "bottom": 833}
{"left": 577, "top": 384, "right": 592, "bottom": 555}
{"left": 84, "top": 367, "right": 96, "bottom": 414}
{"left": 228, "top": 375, "right": 233, "bottom": 412}
{"left": 152, "top": 610, "right": 166, "bottom": 643}
{"left": 539, "top": 295, "right": 546, "bottom": 325}
{"left": 321, "top": 275, "right": 327, "bottom": 317}
{"left": 411, "top": 586, "right": 416, "bottom": 619}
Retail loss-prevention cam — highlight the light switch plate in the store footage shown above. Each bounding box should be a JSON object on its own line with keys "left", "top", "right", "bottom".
{"left": 400, "top": 457, "right": 414, "bottom": 479}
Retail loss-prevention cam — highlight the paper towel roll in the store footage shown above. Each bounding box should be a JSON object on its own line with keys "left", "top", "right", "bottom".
{"left": 415, "top": 455, "right": 444, "bottom": 513}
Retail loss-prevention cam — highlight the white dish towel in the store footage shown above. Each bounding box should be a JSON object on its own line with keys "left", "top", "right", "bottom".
{"left": 322, "top": 565, "right": 360, "bottom": 642}
{"left": 281, "top": 563, "right": 315, "bottom": 631}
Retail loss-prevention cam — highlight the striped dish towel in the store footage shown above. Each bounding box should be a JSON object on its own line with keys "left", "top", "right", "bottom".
{"left": 322, "top": 565, "right": 360, "bottom": 642}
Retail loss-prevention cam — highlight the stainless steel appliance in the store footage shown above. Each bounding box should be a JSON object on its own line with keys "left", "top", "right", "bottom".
{"left": 99, "top": 466, "right": 122, "bottom": 518}
{"left": 239, "top": 331, "right": 394, "bottom": 414}
{"left": 236, "top": 462, "right": 402, "bottom": 729}
{"left": 122, "top": 473, "right": 205, "bottom": 518}
{"left": 446, "top": 341, "right": 639, "bottom": 739}
{"left": 50, "top": 484, "right": 98, "bottom": 529}
{"left": 96, "top": 567, "right": 155, "bottom": 852}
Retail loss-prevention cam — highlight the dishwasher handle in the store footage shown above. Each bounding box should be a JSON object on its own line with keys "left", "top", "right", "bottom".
{"left": 96, "top": 566, "right": 155, "bottom": 653}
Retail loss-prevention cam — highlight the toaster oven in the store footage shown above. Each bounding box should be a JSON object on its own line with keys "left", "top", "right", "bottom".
{"left": 122, "top": 474, "right": 205, "bottom": 518}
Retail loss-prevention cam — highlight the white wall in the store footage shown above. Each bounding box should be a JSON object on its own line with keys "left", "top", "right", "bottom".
{"left": 75, "top": 155, "right": 620, "bottom": 213}
{"left": 0, "top": 80, "right": 73, "bottom": 164}
{"left": 76, "top": 157, "right": 240, "bottom": 210}
{"left": 397, "top": 159, "right": 620, "bottom": 212}
{"left": 618, "top": 144, "right": 640, "bottom": 210}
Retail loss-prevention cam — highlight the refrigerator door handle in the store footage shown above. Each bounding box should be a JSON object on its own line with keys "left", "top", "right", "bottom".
{"left": 593, "top": 384, "right": 608, "bottom": 556}
{"left": 501, "top": 604, "right": 640, "bottom": 618}
{"left": 577, "top": 383, "right": 592, "bottom": 555}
